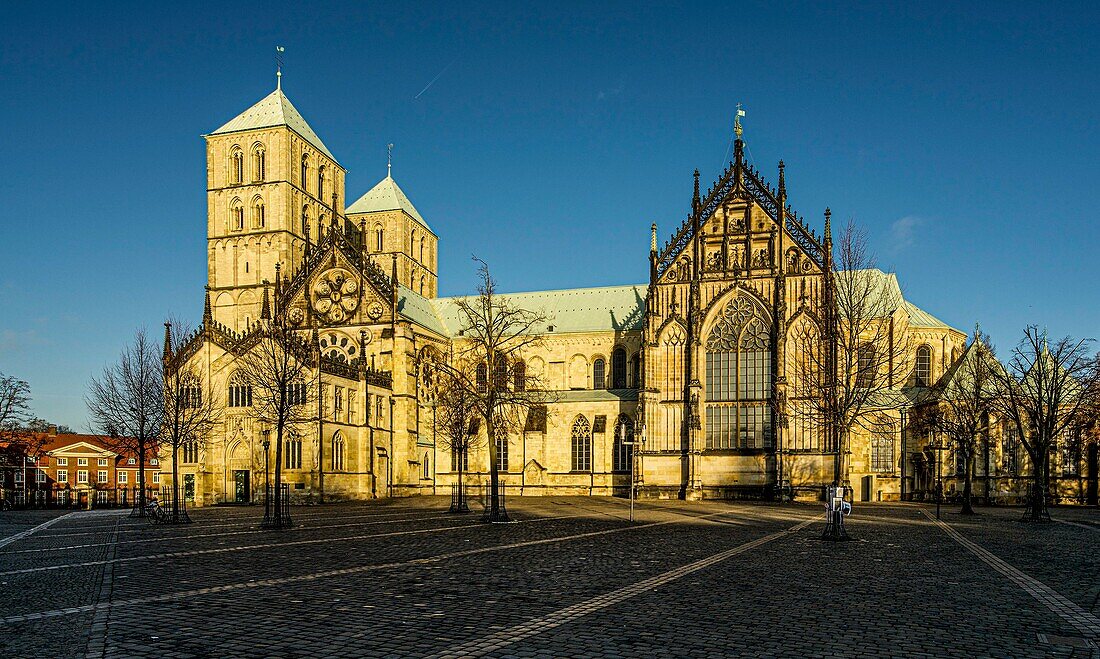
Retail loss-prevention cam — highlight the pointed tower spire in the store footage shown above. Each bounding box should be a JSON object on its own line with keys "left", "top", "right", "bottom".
{"left": 777, "top": 160, "right": 786, "bottom": 195}
{"left": 650, "top": 223, "right": 658, "bottom": 256}
{"left": 162, "top": 321, "right": 173, "bottom": 366}
{"left": 692, "top": 169, "right": 701, "bottom": 213}
{"left": 823, "top": 207, "right": 832, "bottom": 247}
{"left": 203, "top": 288, "right": 213, "bottom": 325}
{"left": 261, "top": 282, "right": 271, "bottom": 320}
{"left": 274, "top": 263, "right": 282, "bottom": 317}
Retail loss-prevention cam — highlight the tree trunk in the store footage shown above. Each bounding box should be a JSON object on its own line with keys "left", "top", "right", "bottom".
{"left": 1026, "top": 446, "right": 1047, "bottom": 522}
{"left": 486, "top": 416, "right": 503, "bottom": 521}
{"left": 274, "top": 423, "right": 285, "bottom": 526}
{"left": 136, "top": 434, "right": 147, "bottom": 517}
{"left": 961, "top": 450, "right": 974, "bottom": 515}
{"left": 172, "top": 443, "right": 181, "bottom": 523}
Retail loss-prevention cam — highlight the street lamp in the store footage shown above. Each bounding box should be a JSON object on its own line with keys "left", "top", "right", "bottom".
{"left": 620, "top": 423, "right": 637, "bottom": 522}
{"left": 261, "top": 428, "right": 271, "bottom": 512}
{"left": 929, "top": 438, "right": 946, "bottom": 520}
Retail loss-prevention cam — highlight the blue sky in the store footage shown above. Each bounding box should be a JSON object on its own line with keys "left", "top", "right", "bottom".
{"left": 1, "top": 2, "right": 1097, "bottom": 429}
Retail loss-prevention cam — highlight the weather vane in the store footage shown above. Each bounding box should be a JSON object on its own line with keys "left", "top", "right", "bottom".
{"left": 275, "top": 45, "right": 285, "bottom": 89}
{"left": 734, "top": 103, "right": 746, "bottom": 139}
{"left": 387, "top": 143, "right": 394, "bottom": 177}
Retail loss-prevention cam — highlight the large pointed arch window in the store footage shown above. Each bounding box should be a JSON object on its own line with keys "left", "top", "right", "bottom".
{"left": 317, "top": 165, "right": 326, "bottom": 200}
{"left": 705, "top": 296, "right": 773, "bottom": 449}
{"left": 613, "top": 414, "right": 634, "bottom": 472}
{"left": 571, "top": 415, "right": 592, "bottom": 472}
{"left": 301, "top": 154, "right": 310, "bottom": 190}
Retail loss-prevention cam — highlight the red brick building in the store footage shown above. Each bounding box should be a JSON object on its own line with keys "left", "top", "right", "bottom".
{"left": 0, "top": 429, "right": 161, "bottom": 508}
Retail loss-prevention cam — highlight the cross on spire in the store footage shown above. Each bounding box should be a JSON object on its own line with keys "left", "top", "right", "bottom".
{"left": 275, "top": 46, "right": 285, "bottom": 90}
{"left": 387, "top": 143, "right": 394, "bottom": 177}
{"left": 734, "top": 103, "right": 746, "bottom": 139}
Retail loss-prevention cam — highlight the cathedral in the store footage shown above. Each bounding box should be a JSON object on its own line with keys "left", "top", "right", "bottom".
{"left": 163, "top": 83, "right": 1095, "bottom": 508}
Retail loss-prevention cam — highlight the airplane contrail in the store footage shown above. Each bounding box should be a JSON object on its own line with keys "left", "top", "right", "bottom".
{"left": 414, "top": 60, "right": 456, "bottom": 99}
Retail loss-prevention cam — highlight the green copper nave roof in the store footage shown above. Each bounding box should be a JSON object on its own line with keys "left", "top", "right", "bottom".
{"left": 346, "top": 175, "right": 432, "bottom": 233}
{"left": 210, "top": 88, "right": 338, "bottom": 163}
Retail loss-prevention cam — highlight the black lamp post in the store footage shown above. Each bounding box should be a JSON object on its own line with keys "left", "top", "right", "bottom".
{"left": 930, "top": 438, "right": 946, "bottom": 519}
{"left": 261, "top": 428, "right": 271, "bottom": 514}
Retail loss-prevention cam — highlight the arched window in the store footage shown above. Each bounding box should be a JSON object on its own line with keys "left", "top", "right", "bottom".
{"left": 332, "top": 432, "right": 346, "bottom": 471}
{"left": 251, "top": 198, "right": 265, "bottom": 229}
{"left": 611, "top": 348, "right": 627, "bottom": 388}
{"left": 252, "top": 144, "right": 266, "bottom": 181}
{"left": 419, "top": 276, "right": 425, "bottom": 296}
{"left": 592, "top": 358, "right": 606, "bottom": 390}
{"left": 915, "top": 345, "right": 932, "bottom": 387}
{"left": 422, "top": 452, "right": 431, "bottom": 480}
{"left": 375, "top": 225, "right": 384, "bottom": 252}
{"left": 180, "top": 380, "right": 202, "bottom": 409}
{"left": 871, "top": 430, "right": 895, "bottom": 473}
{"left": 300, "top": 154, "right": 310, "bottom": 190}
{"left": 476, "top": 363, "right": 488, "bottom": 392}
{"left": 571, "top": 415, "right": 592, "bottom": 471}
{"left": 495, "top": 425, "right": 509, "bottom": 472}
{"left": 451, "top": 442, "right": 468, "bottom": 472}
{"left": 230, "top": 199, "right": 244, "bottom": 231}
{"left": 629, "top": 352, "right": 640, "bottom": 388}
{"left": 317, "top": 165, "right": 326, "bottom": 199}
{"left": 420, "top": 237, "right": 426, "bottom": 263}
{"left": 230, "top": 148, "right": 244, "bottom": 184}
{"left": 857, "top": 343, "right": 876, "bottom": 388}
{"left": 705, "top": 296, "right": 773, "bottom": 450}
{"left": 613, "top": 414, "right": 635, "bottom": 472}
{"left": 513, "top": 360, "right": 526, "bottom": 392}
{"left": 227, "top": 373, "right": 252, "bottom": 407}
{"left": 410, "top": 229, "right": 417, "bottom": 256}
{"left": 493, "top": 354, "right": 508, "bottom": 390}
{"left": 284, "top": 436, "right": 302, "bottom": 469}
{"left": 301, "top": 206, "right": 311, "bottom": 240}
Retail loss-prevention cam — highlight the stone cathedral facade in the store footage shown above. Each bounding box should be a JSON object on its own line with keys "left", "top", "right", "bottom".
{"left": 164, "top": 83, "right": 1039, "bottom": 508}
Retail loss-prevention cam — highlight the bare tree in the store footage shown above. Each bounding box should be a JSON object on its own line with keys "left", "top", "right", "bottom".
{"left": 448, "top": 258, "right": 554, "bottom": 522}
{"left": 234, "top": 317, "right": 314, "bottom": 529}
{"left": 989, "top": 327, "right": 1099, "bottom": 522}
{"left": 161, "top": 321, "right": 221, "bottom": 523}
{"left": 928, "top": 326, "right": 997, "bottom": 514}
{"left": 0, "top": 373, "right": 42, "bottom": 500}
{"left": 86, "top": 330, "right": 164, "bottom": 516}
{"left": 789, "top": 218, "right": 912, "bottom": 488}
{"left": 430, "top": 357, "right": 484, "bottom": 513}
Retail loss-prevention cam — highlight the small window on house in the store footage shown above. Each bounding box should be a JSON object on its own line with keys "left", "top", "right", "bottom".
{"left": 98, "top": 458, "right": 108, "bottom": 467}
{"left": 57, "top": 457, "right": 67, "bottom": 466}
{"left": 77, "top": 458, "right": 88, "bottom": 466}
{"left": 375, "top": 226, "right": 384, "bottom": 252}
{"left": 118, "top": 471, "right": 128, "bottom": 484}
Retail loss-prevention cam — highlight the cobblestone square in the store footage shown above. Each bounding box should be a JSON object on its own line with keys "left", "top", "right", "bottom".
{"left": 0, "top": 498, "right": 1096, "bottom": 658}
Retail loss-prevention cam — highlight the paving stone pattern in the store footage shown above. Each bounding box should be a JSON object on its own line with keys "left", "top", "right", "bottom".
{"left": 0, "top": 498, "right": 1096, "bottom": 657}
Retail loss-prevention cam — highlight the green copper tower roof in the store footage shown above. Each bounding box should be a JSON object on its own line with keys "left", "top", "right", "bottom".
{"left": 210, "top": 88, "right": 338, "bottom": 163}
{"left": 346, "top": 175, "right": 431, "bottom": 232}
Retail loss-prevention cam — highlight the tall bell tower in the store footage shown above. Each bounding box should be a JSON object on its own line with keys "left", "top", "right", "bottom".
{"left": 203, "top": 83, "right": 345, "bottom": 331}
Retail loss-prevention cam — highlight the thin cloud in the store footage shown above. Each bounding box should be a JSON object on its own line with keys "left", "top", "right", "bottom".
{"left": 888, "top": 215, "right": 922, "bottom": 252}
